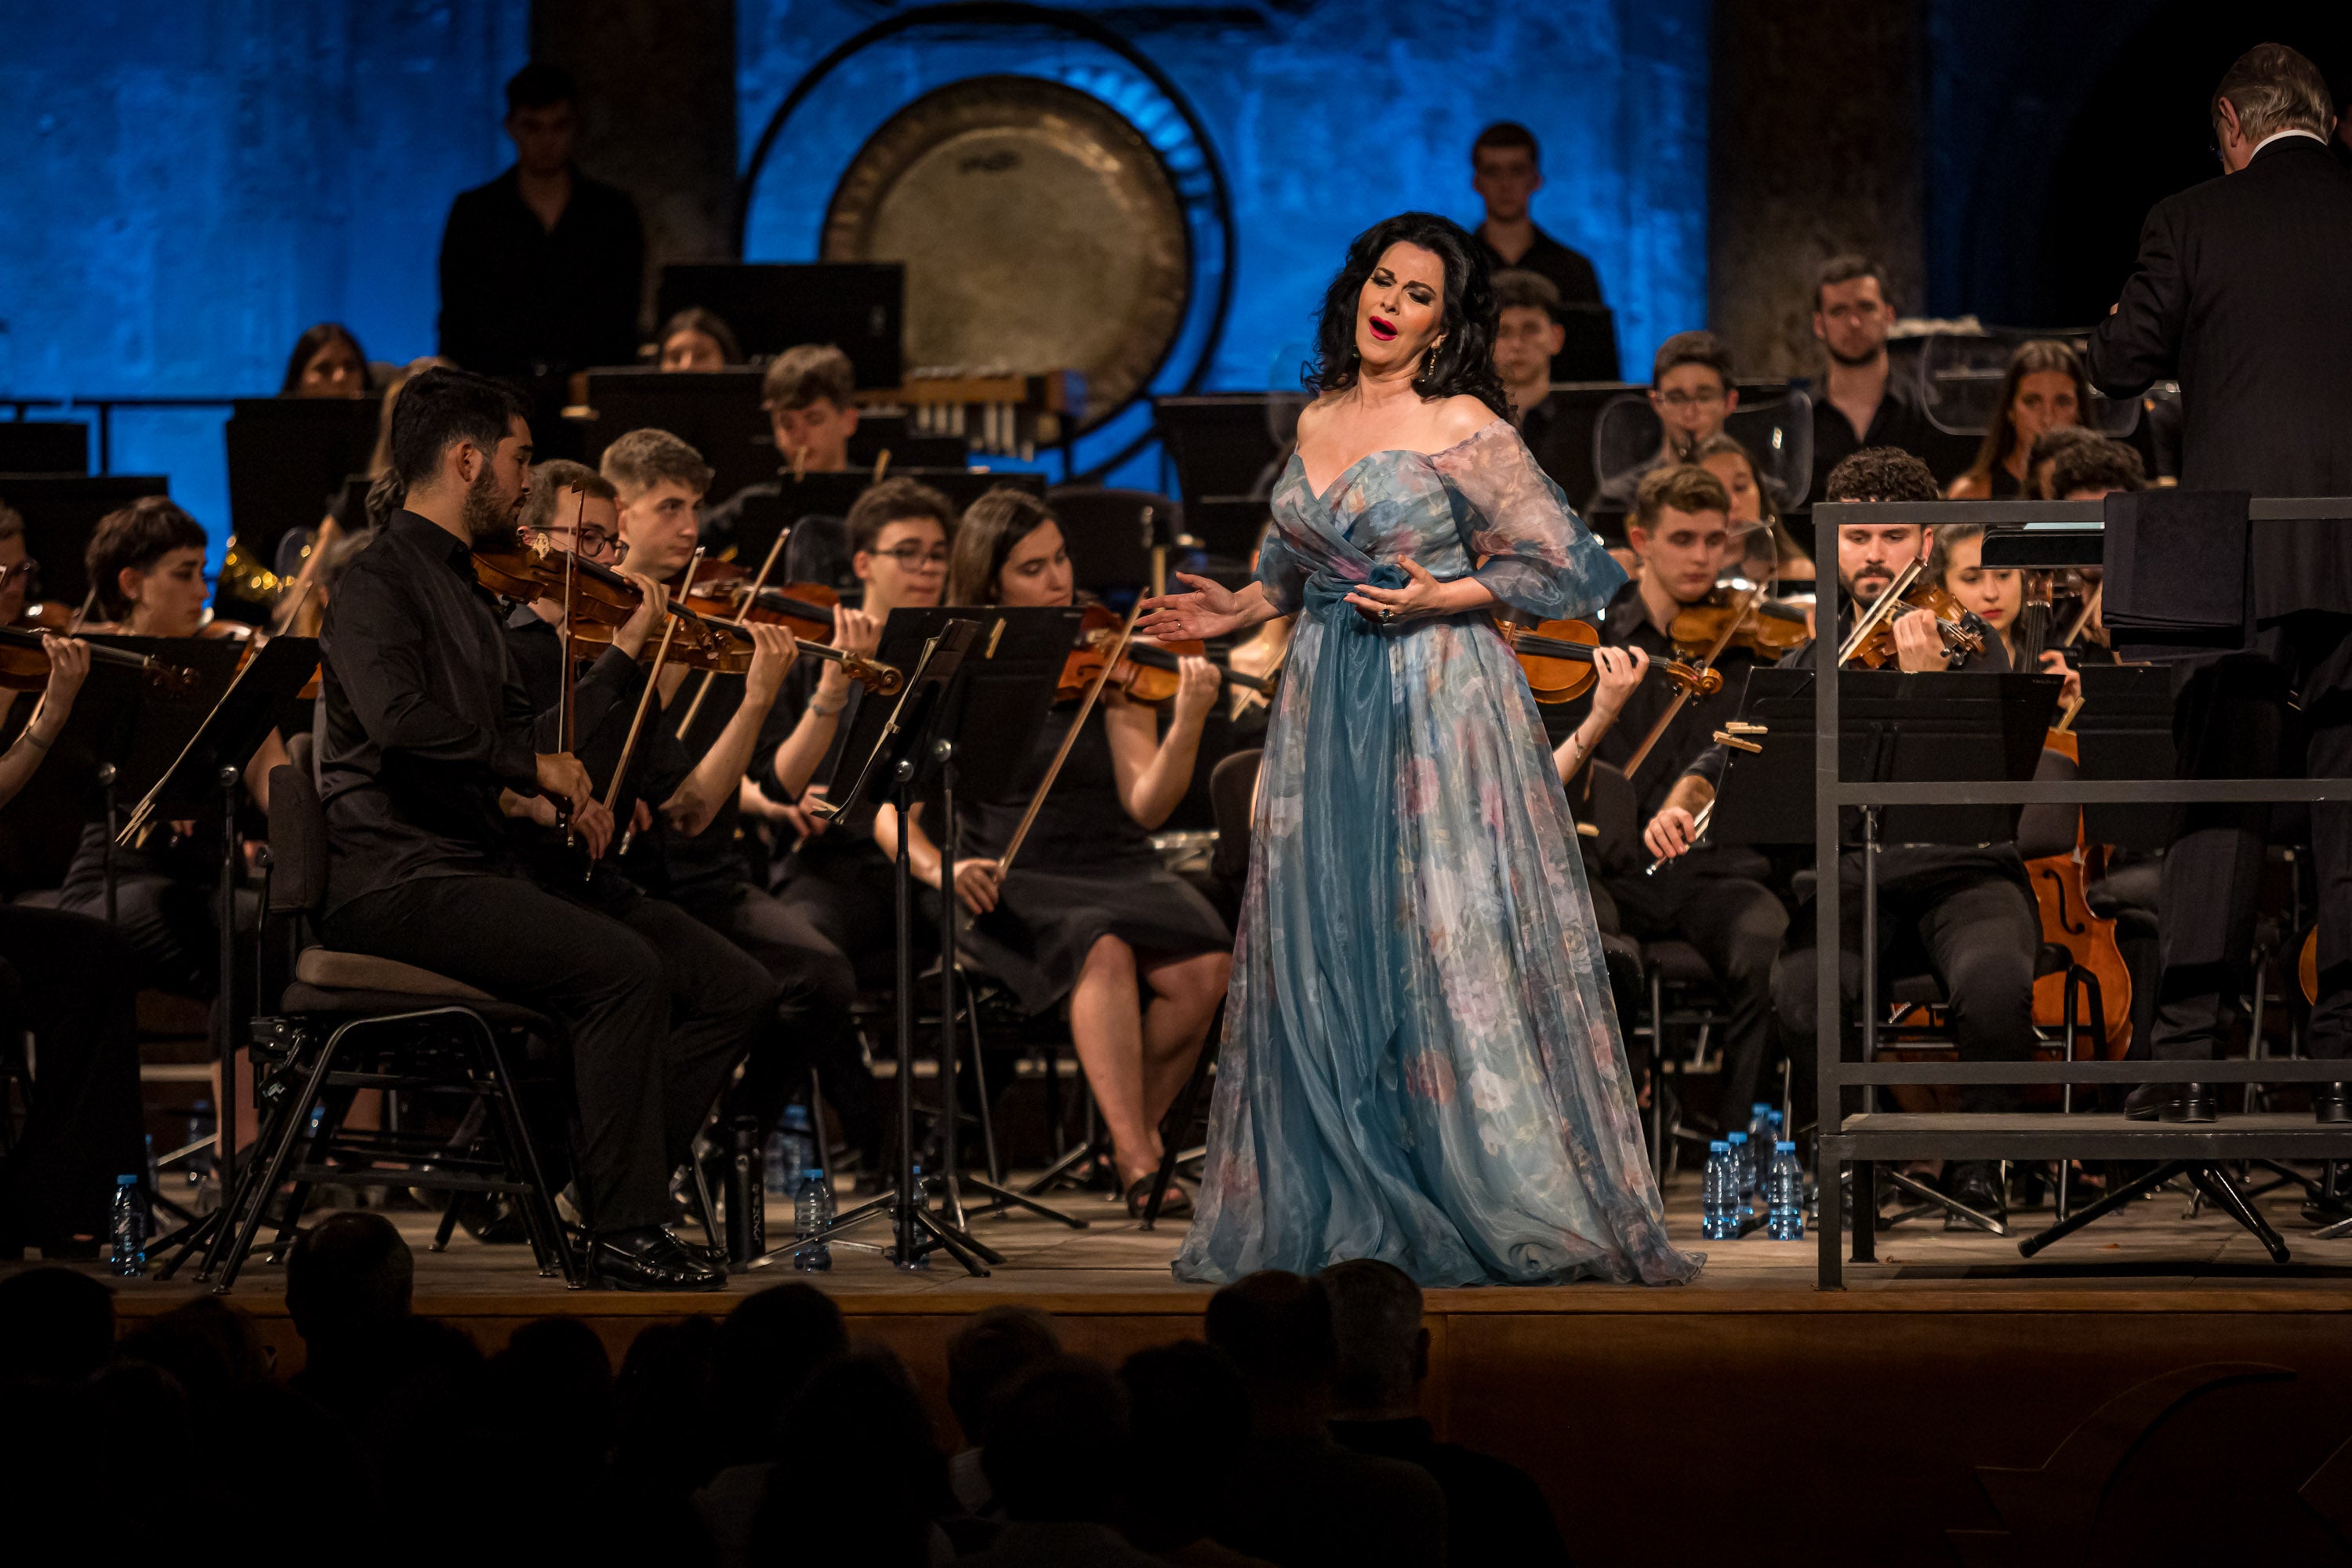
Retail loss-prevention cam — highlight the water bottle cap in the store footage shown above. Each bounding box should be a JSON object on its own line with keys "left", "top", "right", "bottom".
{"left": 1776, "top": 1140, "right": 1795, "bottom": 1152}
{"left": 1727, "top": 1131, "right": 1746, "bottom": 1143}
{"left": 1751, "top": 1102, "right": 1772, "bottom": 1114}
{"left": 116, "top": 1174, "right": 138, "bottom": 1185}
{"left": 782, "top": 1105, "right": 811, "bottom": 1128}
{"left": 1708, "top": 1140, "right": 1728, "bottom": 1152}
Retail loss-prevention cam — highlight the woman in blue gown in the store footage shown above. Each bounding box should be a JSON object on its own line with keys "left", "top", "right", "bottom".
{"left": 1139, "top": 213, "right": 1700, "bottom": 1287}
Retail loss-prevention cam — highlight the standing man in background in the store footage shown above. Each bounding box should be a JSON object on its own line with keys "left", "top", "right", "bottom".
{"left": 2086, "top": 42, "right": 2352, "bottom": 1124}
{"left": 438, "top": 62, "right": 644, "bottom": 448}
{"left": 1469, "top": 122, "right": 1607, "bottom": 380}
{"left": 1806, "top": 255, "right": 1944, "bottom": 500}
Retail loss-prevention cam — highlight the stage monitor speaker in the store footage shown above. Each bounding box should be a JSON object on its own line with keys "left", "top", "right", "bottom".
{"left": 657, "top": 262, "right": 905, "bottom": 390}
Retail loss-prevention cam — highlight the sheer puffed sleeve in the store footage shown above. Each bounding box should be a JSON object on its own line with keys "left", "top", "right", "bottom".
{"left": 1433, "top": 419, "right": 1626, "bottom": 622}
{"left": 1254, "top": 532, "right": 1310, "bottom": 617}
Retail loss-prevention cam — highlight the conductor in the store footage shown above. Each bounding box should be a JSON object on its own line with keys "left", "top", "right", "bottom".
{"left": 2085, "top": 43, "right": 2352, "bottom": 1123}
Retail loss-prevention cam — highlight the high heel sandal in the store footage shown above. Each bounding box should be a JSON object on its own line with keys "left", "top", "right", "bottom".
{"left": 1126, "top": 1174, "right": 1192, "bottom": 1220}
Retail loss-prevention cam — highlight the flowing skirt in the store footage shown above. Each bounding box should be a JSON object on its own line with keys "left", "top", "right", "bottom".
{"left": 1173, "top": 605, "right": 1701, "bottom": 1287}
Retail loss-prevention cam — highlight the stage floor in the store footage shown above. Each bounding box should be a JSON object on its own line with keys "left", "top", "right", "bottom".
{"left": 86, "top": 1164, "right": 2352, "bottom": 1312}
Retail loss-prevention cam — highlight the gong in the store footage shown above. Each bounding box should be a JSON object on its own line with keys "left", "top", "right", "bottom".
{"left": 822, "top": 75, "right": 1190, "bottom": 429}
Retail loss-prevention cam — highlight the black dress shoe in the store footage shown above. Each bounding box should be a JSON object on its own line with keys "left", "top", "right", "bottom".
{"left": 2161, "top": 1083, "right": 2218, "bottom": 1123}
{"left": 2316, "top": 1083, "right": 2352, "bottom": 1124}
{"left": 590, "top": 1225, "right": 727, "bottom": 1291}
{"left": 1943, "top": 1162, "right": 2007, "bottom": 1232}
{"left": 2123, "top": 1081, "right": 2171, "bottom": 1121}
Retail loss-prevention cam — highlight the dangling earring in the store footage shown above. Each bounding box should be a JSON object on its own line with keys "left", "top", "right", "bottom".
{"left": 1423, "top": 336, "right": 1446, "bottom": 377}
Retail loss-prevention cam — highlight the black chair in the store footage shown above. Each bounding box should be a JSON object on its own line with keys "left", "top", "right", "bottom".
{"left": 187, "top": 760, "right": 579, "bottom": 1290}
{"left": 1140, "top": 747, "right": 1257, "bottom": 1228}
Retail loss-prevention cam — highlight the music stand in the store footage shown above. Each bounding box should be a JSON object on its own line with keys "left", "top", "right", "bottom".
{"left": 0, "top": 474, "right": 170, "bottom": 614}
{"left": 727, "top": 470, "right": 1044, "bottom": 589}
{"left": 797, "top": 605, "right": 1084, "bottom": 1273}
{"left": 222, "top": 398, "right": 380, "bottom": 619}
{"left": 0, "top": 422, "right": 89, "bottom": 474}
{"left": 2072, "top": 664, "right": 2177, "bottom": 851}
{"left": 584, "top": 369, "right": 773, "bottom": 511}
{"left": 655, "top": 262, "right": 906, "bottom": 387}
{"left": 122, "top": 636, "right": 320, "bottom": 1276}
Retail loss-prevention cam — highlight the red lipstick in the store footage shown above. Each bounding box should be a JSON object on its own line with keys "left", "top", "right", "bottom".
{"left": 1368, "top": 315, "right": 1397, "bottom": 342}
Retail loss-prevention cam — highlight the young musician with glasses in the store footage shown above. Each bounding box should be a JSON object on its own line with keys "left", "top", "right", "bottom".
{"left": 1584, "top": 332, "right": 1744, "bottom": 527}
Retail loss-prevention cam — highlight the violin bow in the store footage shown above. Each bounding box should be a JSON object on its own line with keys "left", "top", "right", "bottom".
{"left": 596, "top": 548, "right": 702, "bottom": 872}
{"left": 673, "top": 526, "right": 788, "bottom": 741}
{"left": 557, "top": 487, "right": 582, "bottom": 850}
{"left": 993, "top": 603, "right": 1142, "bottom": 885}
{"left": 1836, "top": 556, "right": 1926, "bottom": 666}
{"left": 1621, "top": 586, "right": 1755, "bottom": 781}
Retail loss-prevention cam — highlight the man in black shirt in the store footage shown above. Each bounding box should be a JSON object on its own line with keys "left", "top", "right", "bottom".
{"left": 1586, "top": 332, "right": 1752, "bottom": 531}
{"left": 1492, "top": 269, "right": 1581, "bottom": 495}
{"left": 1562, "top": 467, "right": 1790, "bottom": 1128}
{"left": 1646, "top": 449, "right": 2042, "bottom": 1227}
{"left": 318, "top": 368, "right": 750, "bottom": 1290}
{"left": 1470, "top": 121, "right": 1605, "bottom": 383}
{"left": 1806, "top": 256, "right": 1947, "bottom": 501}
{"left": 437, "top": 64, "right": 644, "bottom": 433}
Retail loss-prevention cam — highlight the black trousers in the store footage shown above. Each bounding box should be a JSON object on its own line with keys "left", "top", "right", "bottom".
{"left": 1771, "top": 858, "right": 2039, "bottom": 1116}
{"left": 775, "top": 845, "right": 900, "bottom": 968}
{"left": 0, "top": 907, "right": 145, "bottom": 1245}
{"left": 321, "top": 875, "right": 770, "bottom": 1230}
{"left": 667, "top": 877, "right": 878, "bottom": 1152}
{"left": 2126, "top": 612, "right": 2352, "bottom": 1060}
{"left": 1612, "top": 864, "right": 1791, "bottom": 1124}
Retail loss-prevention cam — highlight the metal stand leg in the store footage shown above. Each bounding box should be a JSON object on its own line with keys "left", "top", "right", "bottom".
{"left": 2020, "top": 1160, "right": 2184, "bottom": 1257}
{"left": 2188, "top": 1165, "right": 2292, "bottom": 1264}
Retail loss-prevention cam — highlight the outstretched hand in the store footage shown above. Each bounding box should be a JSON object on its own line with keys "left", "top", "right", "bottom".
{"left": 1138, "top": 573, "right": 1248, "bottom": 642}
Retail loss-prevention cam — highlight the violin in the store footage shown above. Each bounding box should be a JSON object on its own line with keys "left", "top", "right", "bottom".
{"left": 1494, "top": 618, "right": 1722, "bottom": 704}
{"left": 678, "top": 560, "right": 844, "bottom": 644}
{"left": 1055, "top": 604, "right": 1277, "bottom": 704}
{"left": 1837, "top": 571, "right": 1988, "bottom": 670}
{"left": 472, "top": 532, "right": 900, "bottom": 691}
{"left": 1668, "top": 586, "right": 1813, "bottom": 664}
{"left": 0, "top": 625, "right": 201, "bottom": 696}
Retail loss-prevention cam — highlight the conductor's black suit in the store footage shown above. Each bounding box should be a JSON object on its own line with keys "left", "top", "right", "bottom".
{"left": 2087, "top": 132, "right": 2352, "bottom": 1064}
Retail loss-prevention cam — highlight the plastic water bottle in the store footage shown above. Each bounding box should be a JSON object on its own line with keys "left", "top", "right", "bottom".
{"left": 772, "top": 1105, "right": 815, "bottom": 1196}
{"left": 109, "top": 1175, "right": 146, "bottom": 1276}
{"left": 1726, "top": 1131, "right": 1754, "bottom": 1221}
{"left": 793, "top": 1167, "right": 833, "bottom": 1272}
{"left": 1702, "top": 1140, "right": 1730, "bottom": 1240}
{"left": 1767, "top": 1142, "right": 1806, "bottom": 1240}
{"left": 1744, "top": 1102, "right": 1773, "bottom": 1167}
{"left": 1764, "top": 1109, "right": 1785, "bottom": 1161}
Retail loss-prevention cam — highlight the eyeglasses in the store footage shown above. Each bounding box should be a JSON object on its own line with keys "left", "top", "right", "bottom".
{"left": 0, "top": 560, "right": 38, "bottom": 593}
{"left": 873, "top": 544, "right": 949, "bottom": 569}
{"left": 541, "top": 527, "right": 627, "bottom": 562}
{"left": 1657, "top": 388, "right": 1726, "bottom": 410}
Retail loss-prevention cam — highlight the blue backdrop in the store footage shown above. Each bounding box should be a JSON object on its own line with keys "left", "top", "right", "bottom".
{"left": 1, "top": 0, "right": 1708, "bottom": 554}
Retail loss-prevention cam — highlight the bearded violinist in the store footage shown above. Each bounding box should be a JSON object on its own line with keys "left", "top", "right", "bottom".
{"left": 1646, "top": 448, "right": 2042, "bottom": 1229}
{"left": 1563, "top": 464, "right": 1791, "bottom": 1131}
{"left": 318, "top": 368, "right": 758, "bottom": 1290}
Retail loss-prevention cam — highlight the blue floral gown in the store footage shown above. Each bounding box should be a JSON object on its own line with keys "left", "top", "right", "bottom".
{"left": 1173, "top": 419, "right": 1702, "bottom": 1287}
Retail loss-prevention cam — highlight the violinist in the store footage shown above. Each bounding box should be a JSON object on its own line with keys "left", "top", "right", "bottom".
{"left": 50, "top": 499, "right": 289, "bottom": 1002}
{"left": 880, "top": 489, "right": 1232, "bottom": 1216}
{"left": 319, "top": 368, "right": 747, "bottom": 1290}
{"left": 1692, "top": 433, "right": 1813, "bottom": 586}
{"left": 590, "top": 432, "right": 887, "bottom": 1169}
{"left": 763, "top": 478, "right": 956, "bottom": 979}
{"left": 1928, "top": 525, "right": 2086, "bottom": 707}
{"left": 0, "top": 630, "right": 149, "bottom": 1256}
{"left": 699, "top": 345, "right": 861, "bottom": 558}
{"left": 1647, "top": 448, "right": 2042, "bottom": 1228}
{"left": 1563, "top": 464, "right": 1792, "bottom": 1130}
{"left": 0, "top": 501, "right": 43, "bottom": 733}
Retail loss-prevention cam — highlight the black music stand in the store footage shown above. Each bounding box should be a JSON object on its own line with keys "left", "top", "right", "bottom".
{"left": 0, "top": 474, "right": 170, "bottom": 614}
{"left": 222, "top": 398, "right": 380, "bottom": 620}
{"left": 2072, "top": 663, "right": 2181, "bottom": 851}
{"left": 727, "top": 470, "right": 1044, "bottom": 590}
{"left": 583, "top": 369, "right": 773, "bottom": 509}
{"left": 1699, "top": 667, "right": 2056, "bottom": 1233}
{"left": 795, "top": 605, "right": 1083, "bottom": 1274}
{"left": 125, "top": 637, "right": 319, "bottom": 1277}
{"left": 0, "top": 422, "right": 89, "bottom": 474}
{"left": 655, "top": 262, "right": 906, "bottom": 386}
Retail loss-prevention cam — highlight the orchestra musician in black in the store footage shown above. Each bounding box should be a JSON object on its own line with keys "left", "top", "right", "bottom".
{"left": 1646, "top": 448, "right": 2042, "bottom": 1227}
{"left": 317, "top": 367, "right": 760, "bottom": 1290}
{"left": 1560, "top": 465, "right": 1791, "bottom": 1130}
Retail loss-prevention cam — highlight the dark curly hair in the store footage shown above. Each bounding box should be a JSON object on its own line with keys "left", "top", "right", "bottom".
{"left": 1824, "top": 446, "right": 1939, "bottom": 504}
{"left": 1306, "top": 212, "right": 1509, "bottom": 420}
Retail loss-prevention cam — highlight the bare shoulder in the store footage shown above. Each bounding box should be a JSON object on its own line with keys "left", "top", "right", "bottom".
{"left": 1430, "top": 394, "right": 1504, "bottom": 446}
{"left": 1295, "top": 394, "right": 1343, "bottom": 437}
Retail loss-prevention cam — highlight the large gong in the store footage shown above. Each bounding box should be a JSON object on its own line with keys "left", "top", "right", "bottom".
{"left": 821, "top": 75, "right": 1190, "bottom": 428}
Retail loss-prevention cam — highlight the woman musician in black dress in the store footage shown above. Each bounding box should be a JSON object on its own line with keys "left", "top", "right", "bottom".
{"left": 877, "top": 490, "right": 1232, "bottom": 1215}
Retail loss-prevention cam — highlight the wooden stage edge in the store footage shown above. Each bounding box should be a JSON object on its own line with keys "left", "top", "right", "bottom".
{"left": 62, "top": 1180, "right": 2352, "bottom": 1566}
